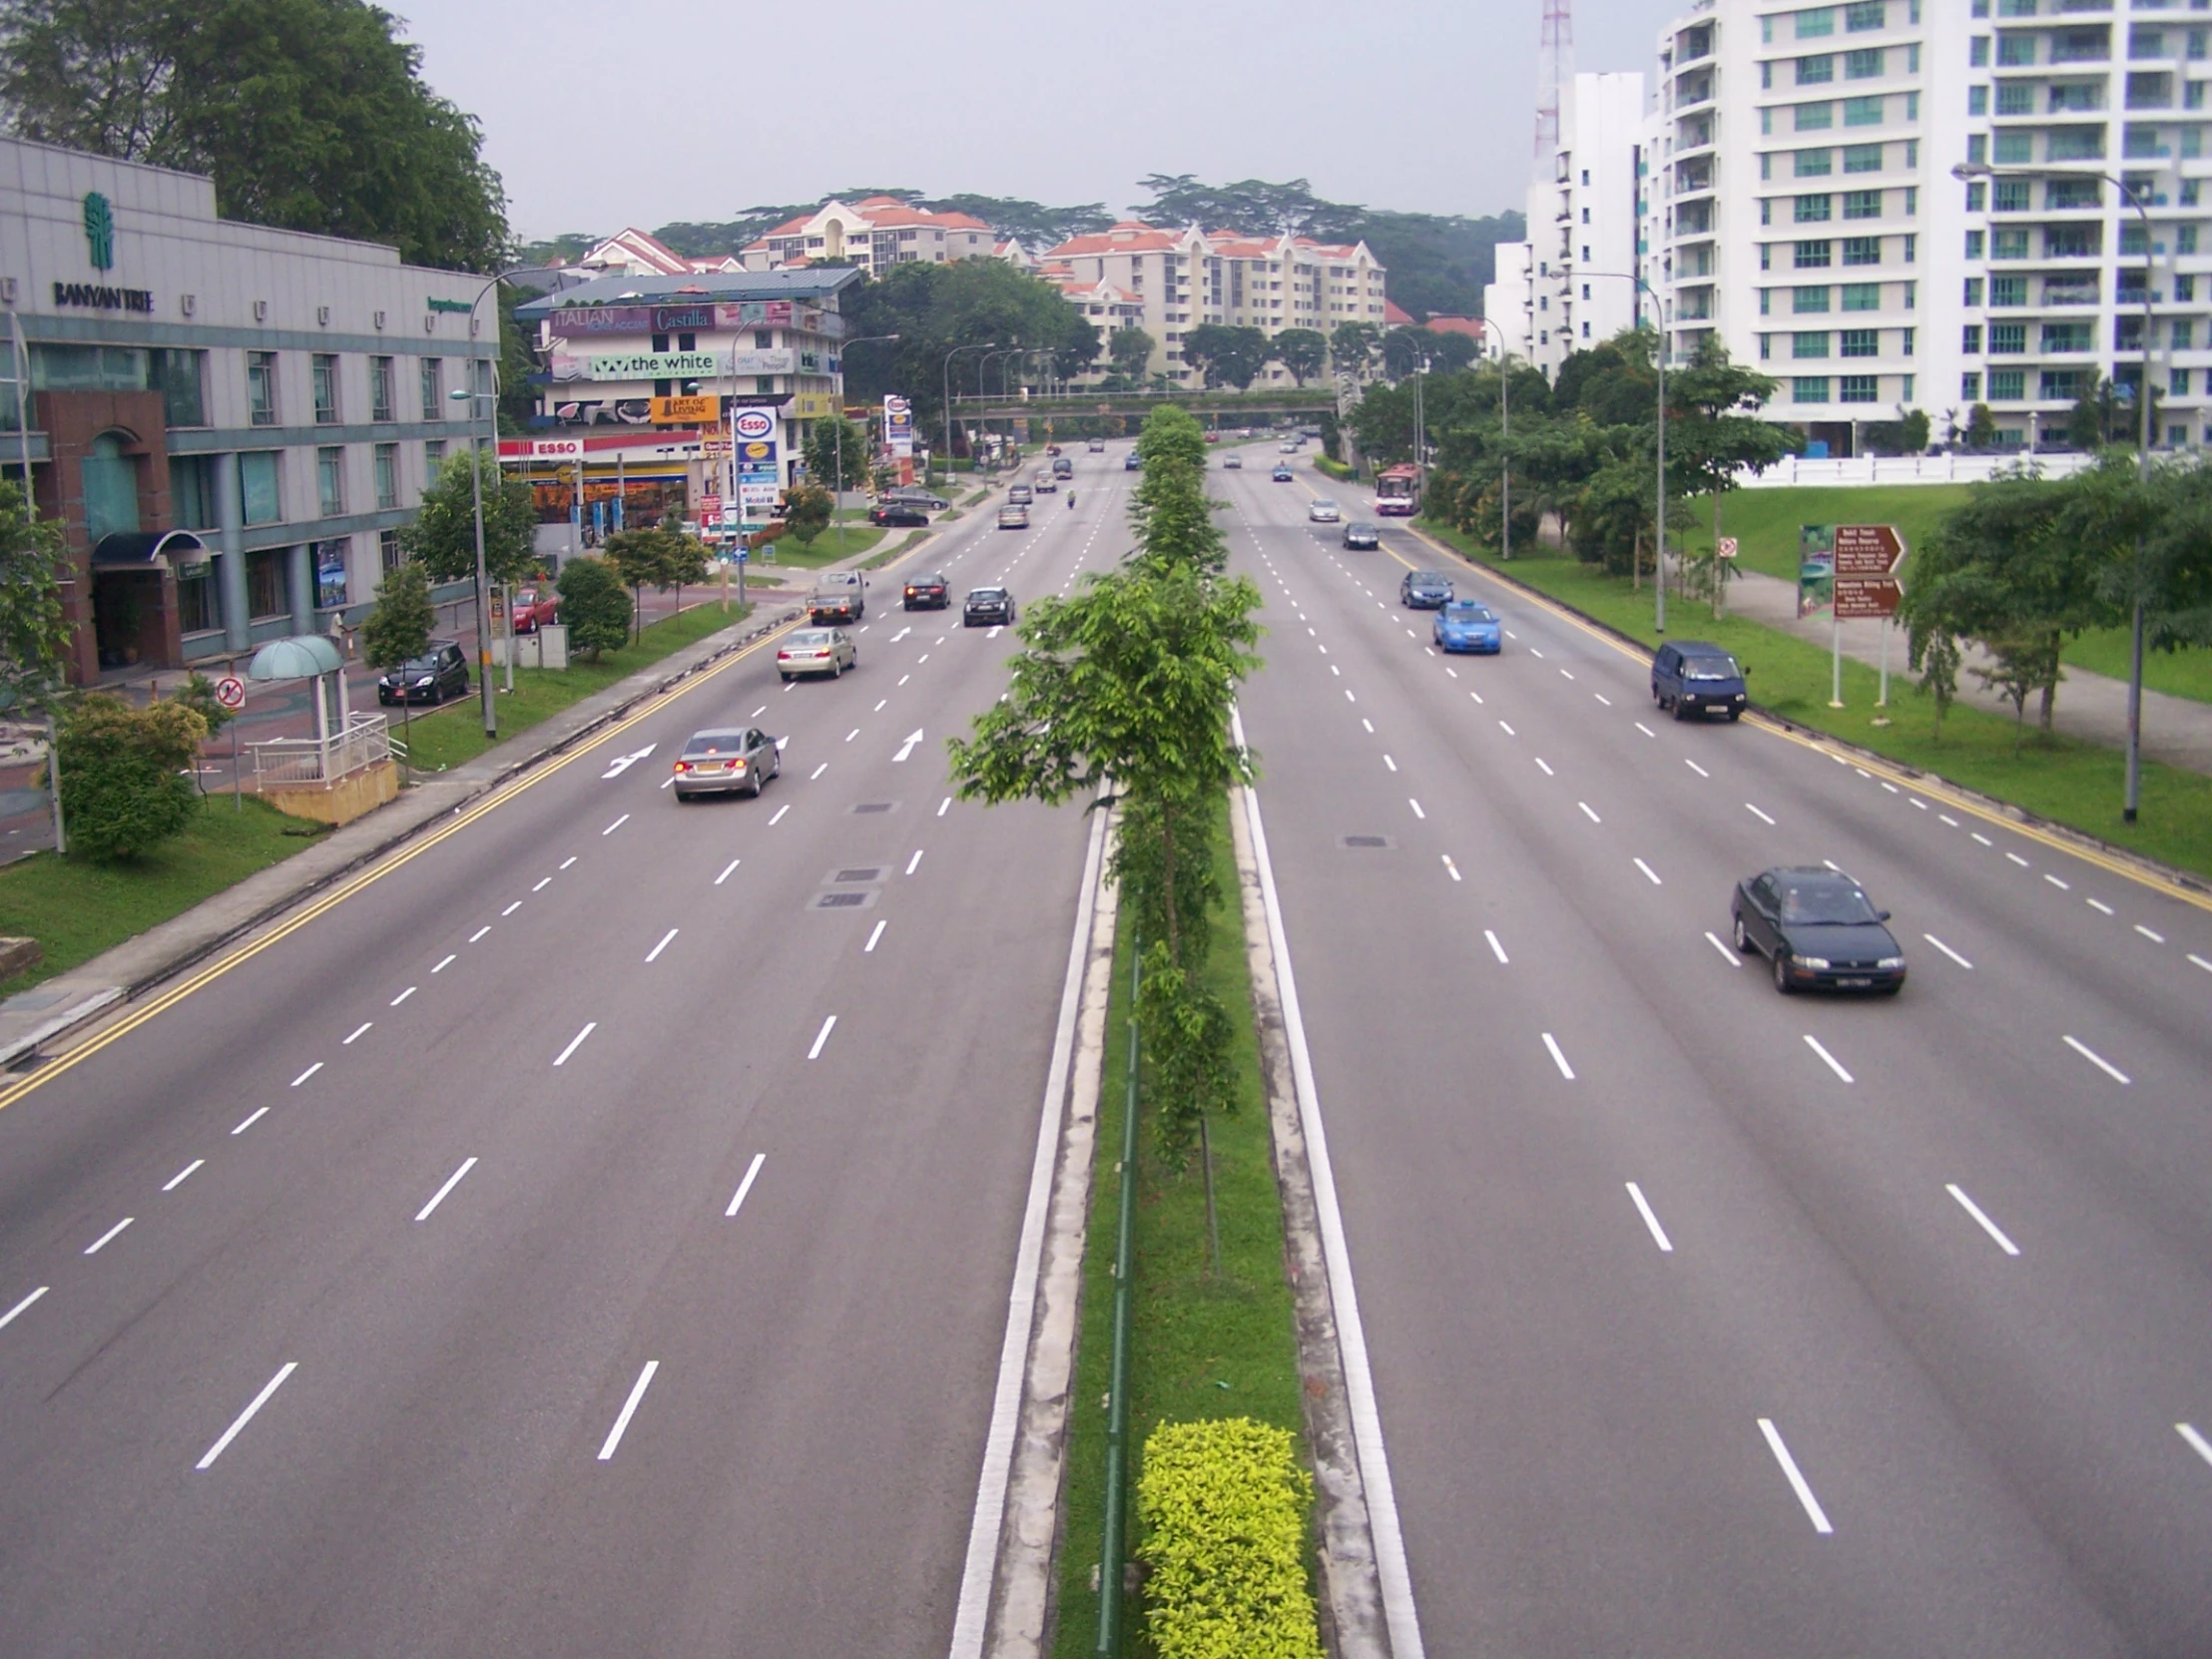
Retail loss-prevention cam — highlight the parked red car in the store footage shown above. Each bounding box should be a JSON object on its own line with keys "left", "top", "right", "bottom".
{"left": 510, "top": 585, "right": 559, "bottom": 632}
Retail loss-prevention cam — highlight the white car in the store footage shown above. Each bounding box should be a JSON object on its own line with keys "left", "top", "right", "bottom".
{"left": 1279, "top": 440, "right": 1300, "bottom": 453}
{"left": 1309, "top": 498, "right": 1341, "bottom": 523}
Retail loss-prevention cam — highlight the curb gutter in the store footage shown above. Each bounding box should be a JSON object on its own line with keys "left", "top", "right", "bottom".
{"left": 1407, "top": 522, "right": 2212, "bottom": 909}
{"left": 0, "top": 604, "right": 803, "bottom": 1069}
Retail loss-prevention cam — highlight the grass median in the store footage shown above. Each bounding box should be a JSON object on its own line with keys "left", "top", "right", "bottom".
{"left": 1053, "top": 803, "right": 1310, "bottom": 1657}
{"left": 1421, "top": 521, "right": 2212, "bottom": 880}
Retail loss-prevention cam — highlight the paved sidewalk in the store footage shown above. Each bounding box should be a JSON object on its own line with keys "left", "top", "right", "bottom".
{"left": 1719, "top": 567, "right": 2212, "bottom": 776}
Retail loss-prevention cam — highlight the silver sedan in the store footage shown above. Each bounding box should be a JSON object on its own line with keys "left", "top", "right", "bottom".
{"left": 777, "top": 627, "right": 856, "bottom": 680}
{"left": 672, "top": 726, "right": 781, "bottom": 800}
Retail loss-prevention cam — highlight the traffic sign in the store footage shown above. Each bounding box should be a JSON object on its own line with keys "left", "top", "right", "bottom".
{"left": 1717, "top": 536, "right": 1739, "bottom": 560}
{"left": 1833, "top": 524, "right": 1905, "bottom": 576}
{"left": 214, "top": 675, "right": 247, "bottom": 711}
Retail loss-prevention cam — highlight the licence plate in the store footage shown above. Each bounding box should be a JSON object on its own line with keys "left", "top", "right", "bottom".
{"left": 1838, "top": 977, "right": 1871, "bottom": 988}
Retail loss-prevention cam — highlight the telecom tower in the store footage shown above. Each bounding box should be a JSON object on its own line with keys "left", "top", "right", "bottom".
{"left": 1534, "top": 0, "right": 1573, "bottom": 157}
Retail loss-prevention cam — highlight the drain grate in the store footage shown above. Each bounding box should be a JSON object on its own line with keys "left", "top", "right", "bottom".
{"left": 850, "top": 802, "right": 893, "bottom": 815}
{"left": 813, "top": 890, "right": 875, "bottom": 910}
{"left": 1339, "top": 834, "right": 1394, "bottom": 849}
{"left": 833, "top": 867, "right": 885, "bottom": 883}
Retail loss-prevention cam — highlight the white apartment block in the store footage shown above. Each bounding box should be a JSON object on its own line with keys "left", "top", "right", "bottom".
{"left": 1487, "top": 72, "right": 1652, "bottom": 378}
{"left": 741, "top": 198, "right": 1008, "bottom": 274}
{"left": 1040, "top": 223, "right": 1387, "bottom": 381}
{"left": 1644, "top": 0, "right": 2212, "bottom": 456}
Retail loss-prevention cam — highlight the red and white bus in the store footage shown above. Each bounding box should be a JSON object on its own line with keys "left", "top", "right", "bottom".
{"left": 1375, "top": 464, "right": 1419, "bottom": 517}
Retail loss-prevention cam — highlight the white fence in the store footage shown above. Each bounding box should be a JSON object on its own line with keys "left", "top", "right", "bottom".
{"left": 250, "top": 712, "right": 391, "bottom": 786}
{"left": 1737, "top": 451, "right": 2102, "bottom": 489}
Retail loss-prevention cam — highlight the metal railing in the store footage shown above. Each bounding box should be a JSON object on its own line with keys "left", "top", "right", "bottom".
{"left": 249, "top": 711, "right": 391, "bottom": 786}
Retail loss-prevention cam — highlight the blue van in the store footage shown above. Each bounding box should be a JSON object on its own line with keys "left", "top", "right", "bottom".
{"left": 1651, "top": 640, "right": 1749, "bottom": 721}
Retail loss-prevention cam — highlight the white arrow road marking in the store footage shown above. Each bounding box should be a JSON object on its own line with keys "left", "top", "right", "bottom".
{"left": 601, "top": 745, "right": 656, "bottom": 780}
{"left": 894, "top": 729, "right": 924, "bottom": 763}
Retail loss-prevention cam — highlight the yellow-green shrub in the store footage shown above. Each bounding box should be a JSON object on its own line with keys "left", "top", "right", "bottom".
{"left": 1136, "top": 1417, "right": 1323, "bottom": 1659}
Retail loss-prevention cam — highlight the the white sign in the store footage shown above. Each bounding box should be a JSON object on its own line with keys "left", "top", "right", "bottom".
{"left": 214, "top": 675, "right": 247, "bottom": 711}
{"left": 733, "top": 408, "right": 777, "bottom": 442}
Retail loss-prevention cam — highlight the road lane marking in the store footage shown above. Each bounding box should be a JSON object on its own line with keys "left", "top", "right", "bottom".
{"left": 2191, "top": 953, "right": 2212, "bottom": 973}
{"left": 2180, "top": 1423, "right": 2212, "bottom": 1468}
{"left": 467, "top": 926, "right": 490, "bottom": 943}
{"left": 874, "top": 699, "right": 887, "bottom": 712}
{"left": 289, "top": 1062, "right": 321, "bottom": 1087}
{"left": 1803, "top": 1035, "right": 1854, "bottom": 1083}
{"left": 553, "top": 1022, "right": 597, "bottom": 1067}
{"left": 715, "top": 858, "right": 741, "bottom": 885}
{"left": 726, "top": 1153, "right": 766, "bottom": 1218}
{"left": 1635, "top": 722, "right": 1655, "bottom": 737}
{"left": 1946, "top": 1184, "right": 2020, "bottom": 1256}
{"left": 0, "top": 1286, "right": 48, "bottom": 1331}
{"left": 2006, "top": 851, "right": 2030, "bottom": 867}
{"left": 769, "top": 805, "right": 791, "bottom": 826}
{"left": 2135, "top": 923, "right": 2167, "bottom": 943}
{"left": 1345, "top": 689, "right": 1357, "bottom": 702}
{"left": 1498, "top": 720, "right": 1514, "bottom": 736}
{"left": 84, "top": 1217, "right": 133, "bottom": 1255}
{"left": 600, "top": 745, "right": 656, "bottom": 779}
{"left": 1911, "top": 798, "right": 1930, "bottom": 811}
{"left": 1384, "top": 754, "right": 1398, "bottom": 772}
{"left": 1705, "top": 931, "right": 1743, "bottom": 966}
{"left": 865, "top": 920, "right": 886, "bottom": 952}
{"left": 939, "top": 797, "right": 952, "bottom": 817}
{"left": 342, "top": 1022, "right": 371, "bottom": 1045}
{"left": 751, "top": 706, "right": 767, "bottom": 719}
{"left": 811, "top": 763, "right": 829, "bottom": 780}
{"left": 596, "top": 1361, "right": 660, "bottom": 1460}
{"left": 899, "top": 674, "right": 910, "bottom": 687}
{"left": 432, "top": 953, "right": 455, "bottom": 973}
{"left": 1331, "top": 665, "right": 1342, "bottom": 677}
{"left": 1633, "top": 857, "right": 1662, "bottom": 885}
{"left": 894, "top": 728, "right": 925, "bottom": 763}
{"left": 1685, "top": 759, "right": 1710, "bottom": 778}
{"left": 1441, "top": 855, "right": 1461, "bottom": 882}
{"left": 532, "top": 877, "right": 552, "bottom": 892}
{"left": 1882, "top": 782, "right": 1900, "bottom": 795}
{"left": 391, "top": 986, "right": 416, "bottom": 1006}
{"left": 164, "top": 1160, "right": 204, "bottom": 1191}
{"left": 808, "top": 1015, "right": 837, "bottom": 1059}
{"left": 646, "top": 928, "right": 678, "bottom": 963}
{"left": 1578, "top": 802, "right": 1601, "bottom": 824}
{"left": 906, "top": 848, "right": 924, "bottom": 874}
{"left": 1534, "top": 758, "right": 1553, "bottom": 776}
{"left": 601, "top": 814, "right": 629, "bottom": 835}
{"left": 2063, "top": 1035, "right": 2130, "bottom": 1084}
{"left": 1407, "top": 799, "right": 1425, "bottom": 820}
{"left": 844, "top": 729, "right": 859, "bottom": 744}
{"left": 1971, "top": 831, "right": 1993, "bottom": 845}
{"left": 1541, "top": 1033, "right": 1575, "bottom": 1079}
{"left": 1939, "top": 814, "right": 1959, "bottom": 827}
{"left": 2087, "top": 897, "right": 2114, "bottom": 915}
{"left": 1757, "top": 1418, "right": 1834, "bottom": 1534}
{"left": 1480, "top": 929, "right": 1508, "bottom": 964}
{"left": 2043, "top": 873, "right": 2071, "bottom": 890}
{"left": 1923, "top": 934, "right": 1973, "bottom": 969}
{"left": 196, "top": 1363, "right": 298, "bottom": 1469}
{"left": 1362, "top": 719, "right": 1375, "bottom": 733}
{"left": 1625, "top": 1183, "right": 1674, "bottom": 1252}
{"left": 1745, "top": 803, "right": 1777, "bottom": 826}
{"left": 1594, "top": 693, "right": 1612, "bottom": 706}
{"left": 232, "top": 1106, "right": 270, "bottom": 1134}
{"left": 414, "top": 1157, "right": 478, "bottom": 1222}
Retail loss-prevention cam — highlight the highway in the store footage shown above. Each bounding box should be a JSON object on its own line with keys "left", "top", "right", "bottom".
{"left": 0, "top": 452, "right": 1128, "bottom": 1656}
{"left": 1222, "top": 450, "right": 2212, "bottom": 1657}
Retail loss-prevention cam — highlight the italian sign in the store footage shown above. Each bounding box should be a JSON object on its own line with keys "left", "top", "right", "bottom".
{"left": 1832, "top": 524, "right": 1906, "bottom": 619}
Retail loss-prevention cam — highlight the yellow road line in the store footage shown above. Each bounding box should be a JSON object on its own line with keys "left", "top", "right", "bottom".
{"left": 0, "top": 619, "right": 803, "bottom": 1114}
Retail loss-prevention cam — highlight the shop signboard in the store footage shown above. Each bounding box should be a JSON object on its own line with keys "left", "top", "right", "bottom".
{"left": 729, "top": 349, "right": 796, "bottom": 375}
{"left": 736, "top": 438, "right": 778, "bottom": 476}
{"left": 716, "top": 300, "right": 793, "bottom": 329}
{"left": 788, "top": 391, "right": 836, "bottom": 419}
{"left": 587, "top": 350, "right": 721, "bottom": 379}
{"left": 883, "top": 394, "right": 914, "bottom": 457}
{"left": 651, "top": 394, "right": 720, "bottom": 424}
{"left": 549, "top": 305, "right": 654, "bottom": 335}
{"left": 530, "top": 437, "right": 584, "bottom": 459}
{"left": 737, "top": 479, "right": 781, "bottom": 525}
{"left": 732, "top": 408, "right": 778, "bottom": 443}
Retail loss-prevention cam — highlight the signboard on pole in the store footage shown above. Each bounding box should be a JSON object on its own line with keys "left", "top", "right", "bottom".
{"left": 733, "top": 407, "right": 777, "bottom": 444}
{"left": 699, "top": 494, "right": 722, "bottom": 521}
{"left": 1797, "top": 524, "right": 1835, "bottom": 619}
{"left": 1832, "top": 524, "right": 1907, "bottom": 619}
{"left": 1716, "top": 536, "right": 1738, "bottom": 561}
{"left": 737, "top": 479, "right": 781, "bottom": 525}
{"left": 883, "top": 394, "right": 914, "bottom": 458}
{"left": 214, "top": 675, "right": 247, "bottom": 711}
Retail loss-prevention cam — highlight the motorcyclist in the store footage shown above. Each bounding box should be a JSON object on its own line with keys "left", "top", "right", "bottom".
{"left": 1067, "top": 488, "right": 1076, "bottom": 510}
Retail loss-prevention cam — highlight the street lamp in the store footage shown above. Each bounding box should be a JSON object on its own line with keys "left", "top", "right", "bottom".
{"left": 941, "top": 341, "right": 1000, "bottom": 485}
{"left": 1583, "top": 270, "right": 1670, "bottom": 632}
{"left": 831, "top": 333, "right": 899, "bottom": 550}
{"left": 451, "top": 267, "right": 536, "bottom": 739}
{"left": 1954, "top": 159, "right": 2157, "bottom": 822}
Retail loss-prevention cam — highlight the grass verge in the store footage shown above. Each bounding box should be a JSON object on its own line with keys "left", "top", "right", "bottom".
{"left": 0, "top": 795, "right": 314, "bottom": 993}
{"left": 1053, "top": 804, "right": 1309, "bottom": 1657}
{"left": 756, "top": 526, "right": 888, "bottom": 570}
{"left": 1422, "top": 521, "right": 2212, "bottom": 880}
{"left": 391, "top": 597, "right": 755, "bottom": 775}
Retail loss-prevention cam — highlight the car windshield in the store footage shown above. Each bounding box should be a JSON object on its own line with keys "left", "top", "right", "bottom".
{"left": 396, "top": 657, "right": 439, "bottom": 676}
{"left": 685, "top": 733, "right": 743, "bottom": 755}
{"left": 1779, "top": 881, "right": 1882, "bottom": 925}
{"left": 789, "top": 630, "right": 832, "bottom": 648}
{"left": 1313, "top": 500, "right": 1337, "bottom": 510}
{"left": 1444, "top": 603, "right": 1494, "bottom": 623}
{"left": 1412, "top": 574, "right": 1448, "bottom": 588}
{"left": 1683, "top": 654, "right": 1742, "bottom": 681}
{"left": 969, "top": 589, "right": 1005, "bottom": 600}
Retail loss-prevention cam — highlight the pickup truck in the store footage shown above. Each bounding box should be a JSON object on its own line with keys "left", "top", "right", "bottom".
{"left": 808, "top": 570, "right": 865, "bottom": 624}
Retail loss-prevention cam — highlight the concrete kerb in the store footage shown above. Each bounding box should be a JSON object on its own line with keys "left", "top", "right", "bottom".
{"left": 0, "top": 602, "right": 805, "bottom": 1070}
{"left": 1407, "top": 522, "right": 2212, "bottom": 909}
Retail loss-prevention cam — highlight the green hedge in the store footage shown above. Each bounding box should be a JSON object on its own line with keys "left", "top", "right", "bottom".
{"left": 1313, "top": 455, "right": 1356, "bottom": 482}
{"left": 1137, "top": 1418, "right": 1323, "bottom": 1659}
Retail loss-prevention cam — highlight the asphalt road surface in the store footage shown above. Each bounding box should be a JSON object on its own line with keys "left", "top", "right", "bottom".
{"left": 0, "top": 451, "right": 1129, "bottom": 1656}
{"left": 1226, "top": 454, "right": 2212, "bottom": 1657}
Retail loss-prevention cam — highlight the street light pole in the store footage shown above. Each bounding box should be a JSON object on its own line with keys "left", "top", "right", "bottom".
{"left": 830, "top": 333, "right": 899, "bottom": 554}
{"left": 941, "top": 341, "right": 999, "bottom": 486}
{"left": 1582, "top": 270, "right": 1668, "bottom": 629}
{"left": 1498, "top": 354, "right": 1511, "bottom": 561}
{"left": 1954, "top": 160, "right": 2158, "bottom": 820}
{"left": 453, "top": 267, "right": 535, "bottom": 741}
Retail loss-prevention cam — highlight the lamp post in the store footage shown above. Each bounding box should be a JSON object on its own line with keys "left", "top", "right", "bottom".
{"left": 1954, "top": 159, "right": 2157, "bottom": 822}
{"left": 1498, "top": 352, "right": 1511, "bottom": 561}
{"left": 1583, "top": 270, "right": 1669, "bottom": 631}
{"left": 830, "top": 333, "right": 900, "bottom": 552}
{"left": 451, "top": 268, "right": 535, "bottom": 740}
{"left": 941, "top": 341, "right": 1000, "bottom": 486}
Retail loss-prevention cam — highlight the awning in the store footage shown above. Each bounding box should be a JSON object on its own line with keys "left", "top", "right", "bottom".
{"left": 91, "top": 529, "right": 207, "bottom": 569}
{"left": 248, "top": 635, "right": 343, "bottom": 681}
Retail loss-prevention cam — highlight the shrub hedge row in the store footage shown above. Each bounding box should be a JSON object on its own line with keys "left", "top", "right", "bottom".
{"left": 1313, "top": 455, "right": 1357, "bottom": 482}
{"left": 1136, "top": 1417, "right": 1323, "bottom": 1659}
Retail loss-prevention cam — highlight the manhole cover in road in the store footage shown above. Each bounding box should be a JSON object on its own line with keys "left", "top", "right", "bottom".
{"left": 1339, "top": 834, "right": 1394, "bottom": 849}
{"left": 831, "top": 866, "right": 885, "bottom": 884}
{"left": 813, "top": 890, "right": 875, "bottom": 910}
{"left": 850, "top": 802, "right": 894, "bottom": 815}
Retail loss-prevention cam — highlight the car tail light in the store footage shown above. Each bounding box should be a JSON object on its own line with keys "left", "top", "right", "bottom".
{"left": 674, "top": 761, "right": 693, "bottom": 773}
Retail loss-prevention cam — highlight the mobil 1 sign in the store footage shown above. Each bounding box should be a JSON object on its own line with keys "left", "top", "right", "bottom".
{"left": 1832, "top": 524, "right": 1905, "bottom": 619}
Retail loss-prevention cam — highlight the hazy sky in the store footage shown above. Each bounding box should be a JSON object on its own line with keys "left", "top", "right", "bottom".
{"left": 395, "top": 0, "right": 1675, "bottom": 242}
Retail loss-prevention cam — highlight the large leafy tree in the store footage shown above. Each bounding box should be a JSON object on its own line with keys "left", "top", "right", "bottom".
{"left": 0, "top": 479, "right": 73, "bottom": 718}
{"left": 56, "top": 693, "right": 205, "bottom": 859}
{"left": 0, "top": 0, "right": 508, "bottom": 272}
{"left": 1178, "top": 323, "right": 1271, "bottom": 390}
{"left": 1663, "top": 336, "right": 1801, "bottom": 614}
{"left": 553, "top": 556, "right": 630, "bottom": 661}
{"left": 1272, "top": 327, "right": 1328, "bottom": 386}
{"left": 802, "top": 413, "right": 868, "bottom": 497}
{"left": 1109, "top": 325, "right": 1156, "bottom": 381}
{"left": 399, "top": 448, "right": 539, "bottom": 588}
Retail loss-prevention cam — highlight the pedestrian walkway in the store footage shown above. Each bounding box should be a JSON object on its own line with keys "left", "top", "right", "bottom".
{"left": 1719, "top": 567, "right": 2212, "bottom": 776}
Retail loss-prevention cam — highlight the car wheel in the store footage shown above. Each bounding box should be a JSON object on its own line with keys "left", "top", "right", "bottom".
{"left": 1671, "top": 698, "right": 1690, "bottom": 721}
{"left": 1728, "top": 709, "right": 1744, "bottom": 722}
{"left": 1773, "top": 951, "right": 1793, "bottom": 994}
{"left": 747, "top": 774, "right": 764, "bottom": 798}
{"left": 780, "top": 673, "right": 793, "bottom": 683}
{"left": 1881, "top": 980, "right": 1904, "bottom": 996}
{"left": 1733, "top": 914, "right": 1751, "bottom": 954}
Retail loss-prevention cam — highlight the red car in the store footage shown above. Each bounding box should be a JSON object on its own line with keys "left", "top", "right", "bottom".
{"left": 510, "top": 585, "right": 559, "bottom": 632}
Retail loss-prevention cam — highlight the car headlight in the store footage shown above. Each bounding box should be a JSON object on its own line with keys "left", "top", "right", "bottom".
{"left": 1877, "top": 956, "right": 1906, "bottom": 970}
{"left": 414, "top": 676, "right": 435, "bottom": 687}
{"left": 1793, "top": 954, "right": 1831, "bottom": 969}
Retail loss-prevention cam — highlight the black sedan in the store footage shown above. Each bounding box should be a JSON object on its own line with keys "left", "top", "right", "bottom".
{"left": 1271, "top": 464, "right": 1295, "bottom": 481}
{"left": 1399, "top": 570, "right": 1453, "bottom": 609}
{"left": 901, "top": 572, "right": 950, "bottom": 609}
{"left": 377, "top": 639, "right": 469, "bottom": 706}
{"left": 1731, "top": 866, "right": 1907, "bottom": 995}
{"left": 1343, "top": 522, "right": 1379, "bottom": 550}
{"left": 963, "top": 586, "right": 1016, "bottom": 626}
{"left": 869, "top": 501, "right": 929, "bottom": 527}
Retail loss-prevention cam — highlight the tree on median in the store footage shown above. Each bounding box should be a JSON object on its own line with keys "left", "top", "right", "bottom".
{"left": 362, "top": 558, "right": 434, "bottom": 767}
{"left": 399, "top": 447, "right": 539, "bottom": 588}
{"left": 553, "top": 555, "right": 630, "bottom": 661}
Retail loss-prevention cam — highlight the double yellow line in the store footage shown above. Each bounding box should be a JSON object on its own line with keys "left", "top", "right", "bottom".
{"left": 0, "top": 617, "right": 808, "bottom": 1115}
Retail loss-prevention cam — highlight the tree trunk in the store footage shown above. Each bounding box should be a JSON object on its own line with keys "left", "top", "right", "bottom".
{"left": 1712, "top": 490, "right": 1726, "bottom": 619}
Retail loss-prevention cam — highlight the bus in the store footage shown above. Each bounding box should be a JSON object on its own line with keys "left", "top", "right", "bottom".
{"left": 1375, "top": 464, "right": 1419, "bottom": 517}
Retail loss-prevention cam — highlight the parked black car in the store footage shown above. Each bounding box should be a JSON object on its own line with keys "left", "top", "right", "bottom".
{"left": 1399, "top": 570, "right": 1454, "bottom": 609}
{"left": 963, "top": 586, "right": 1017, "bottom": 626}
{"left": 377, "top": 639, "right": 469, "bottom": 706}
{"left": 1731, "top": 866, "right": 1907, "bottom": 995}
{"left": 1653, "top": 640, "right": 1750, "bottom": 721}
{"left": 869, "top": 502, "right": 930, "bottom": 527}
{"left": 902, "top": 572, "right": 950, "bottom": 609}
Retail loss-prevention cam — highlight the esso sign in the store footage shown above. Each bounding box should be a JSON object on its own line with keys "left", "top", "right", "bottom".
{"left": 884, "top": 394, "right": 910, "bottom": 415}
{"left": 733, "top": 409, "right": 776, "bottom": 441}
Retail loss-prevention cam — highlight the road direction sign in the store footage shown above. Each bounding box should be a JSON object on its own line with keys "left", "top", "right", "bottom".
{"left": 1834, "top": 524, "right": 1905, "bottom": 576}
{"left": 1834, "top": 576, "right": 1905, "bottom": 619}
{"left": 214, "top": 675, "right": 247, "bottom": 711}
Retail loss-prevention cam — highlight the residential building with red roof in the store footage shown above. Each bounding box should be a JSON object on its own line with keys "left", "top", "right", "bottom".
{"left": 739, "top": 198, "right": 1027, "bottom": 275}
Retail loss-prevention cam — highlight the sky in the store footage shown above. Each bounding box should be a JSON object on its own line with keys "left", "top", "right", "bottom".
{"left": 394, "top": 0, "right": 1676, "bottom": 243}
